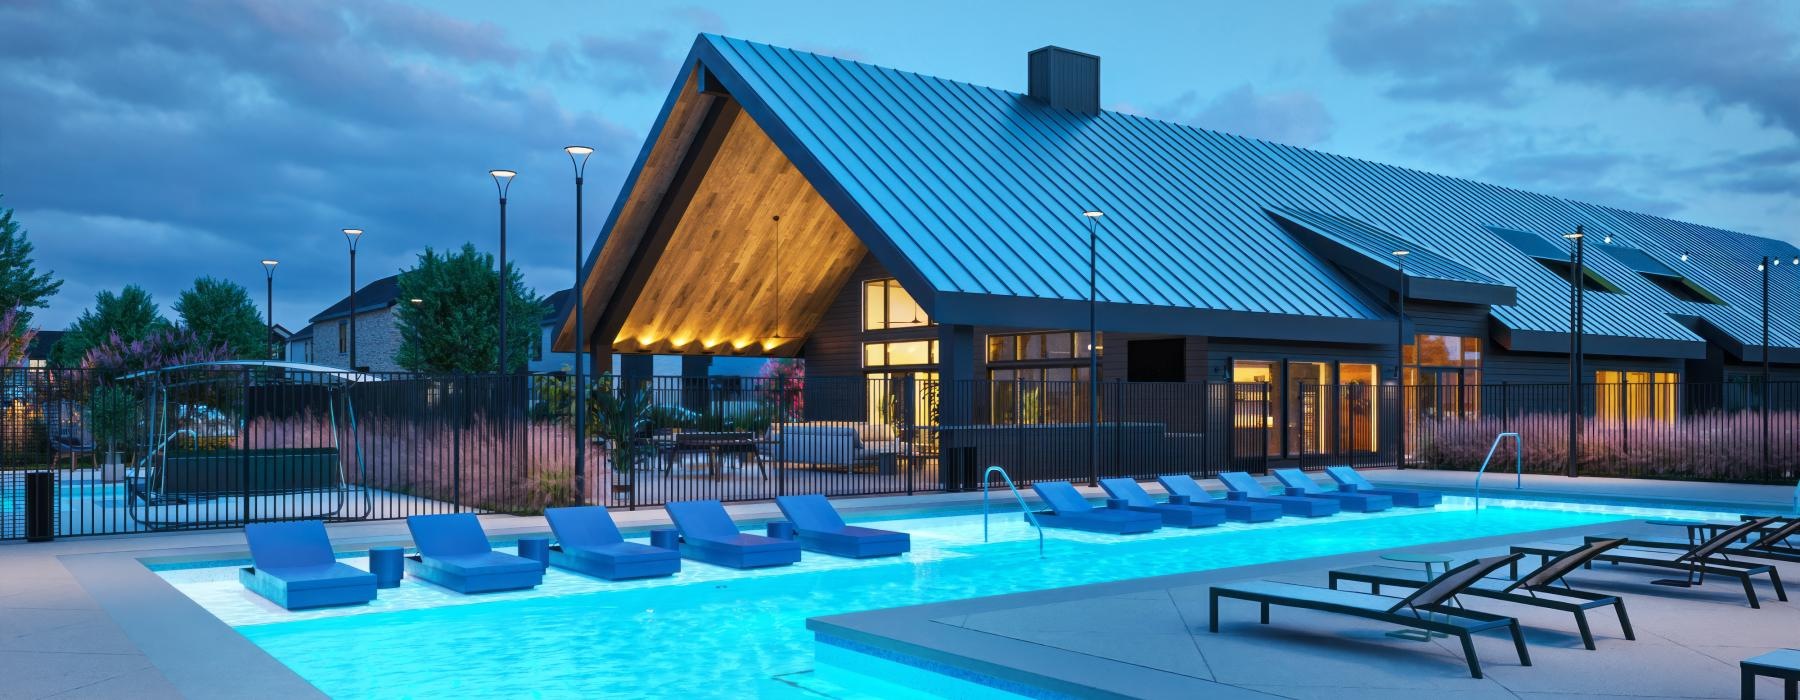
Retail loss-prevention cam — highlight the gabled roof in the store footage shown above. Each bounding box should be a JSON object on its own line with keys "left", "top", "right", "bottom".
{"left": 309, "top": 274, "right": 401, "bottom": 324}
{"left": 541, "top": 288, "right": 573, "bottom": 325}
{"left": 564, "top": 34, "right": 1800, "bottom": 361}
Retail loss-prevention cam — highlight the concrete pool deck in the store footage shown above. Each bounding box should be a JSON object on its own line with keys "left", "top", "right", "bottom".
{"left": 0, "top": 470, "right": 1794, "bottom": 698}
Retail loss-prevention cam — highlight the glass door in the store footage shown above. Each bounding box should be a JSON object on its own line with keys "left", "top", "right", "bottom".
{"left": 1338, "top": 364, "right": 1379, "bottom": 453}
{"left": 1288, "top": 362, "right": 1332, "bottom": 457}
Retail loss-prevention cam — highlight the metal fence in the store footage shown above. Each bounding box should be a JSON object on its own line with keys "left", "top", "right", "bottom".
{"left": 3, "top": 366, "right": 1798, "bottom": 540}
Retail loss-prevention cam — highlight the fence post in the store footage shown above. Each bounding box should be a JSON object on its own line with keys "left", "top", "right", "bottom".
{"left": 452, "top": 374, "right": 463, "bottom": 513}
{"left": 1261, "top": 382, "right": 1271, "bottom": 474}
{"left": 1111, "top": 378, "right": 1123, "bottom": 479}
{"left": 241, "top": 366, "right": 252, "bottom": 526}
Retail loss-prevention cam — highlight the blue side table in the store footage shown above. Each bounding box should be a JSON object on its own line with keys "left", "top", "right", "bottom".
{"left": 767, "top": 521, "right": 796, "bottom": 540}
{"left": 650, "top": 528, "right": 680, "bottom": 550}
{"left": 1169, "top": 494, "right": 1192, "bottom": 505}
{"left": 368, "top": 546, "right": 404, "bottom": 589}
{"left": 517, "top": 537, "right": 550, "bottom": 570}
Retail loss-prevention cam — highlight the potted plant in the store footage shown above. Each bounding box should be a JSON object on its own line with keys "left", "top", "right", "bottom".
{"left": 88, "top": 384, "right": 137, "bottom": 482}
{"left": 591, "top": 379, "right": 652, "bottom": 498}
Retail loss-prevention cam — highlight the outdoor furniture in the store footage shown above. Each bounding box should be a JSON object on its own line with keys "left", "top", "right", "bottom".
{"left": 544, "top": 506, "right": 680, "bottom": 580}
{"left": 1597, "top": 518, "right": 1800, "bottom": 565}
{"left": 1210, "top": 554, "right": 1531, "bottom": 679}
{"left": 1742, "top": 649, "right": 1800, "bottom": 700}
{"left": 1512, "top": 517, "right": 1787, "bottom": 608}
{"left": 46, "top": 403, "right": 95, "bottom": 471}
{"left": 1217, "top": 471, "right": 1340, "bottom": 518}
{"left": 1331, "top": 540, "right": 1636, "bottom": 650}
{"left": 655, "top": 431, "right": 763, "bottom": 480}
{"left": 1029, "top": 481, "right": 1161, "bottom": 534}
{"left": 774, "top": 494, "right": 910, "bottom": 558}
{"left": 238, "top": 520, "right": 376, "bottom": 610}
{"left": 1098, "top": 478, "right": 1227, "bottom": 528}
{"left": 1272, "top": 468, "right": 1393, "bottom": 512}
{"left": 767, "top": 423, "right": 905, "bottom": 472}
{"left": 368, "top": 546, "right": 404, "bottom": 589}
{"left": 1155, "top": 475, "right": 1283, "bottom": 522}
{"left": 403, "top": 514, "right": 544, "bottom": 593}
{"left": 664, "top": 499, "right": 802, "bottom": 569}
{"left": 1323, "top": 466, "right": 1443, "bottom": 507}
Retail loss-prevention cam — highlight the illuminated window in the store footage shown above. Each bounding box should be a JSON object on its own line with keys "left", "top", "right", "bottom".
{"left": 1338, "top": 363, "right": 1380, "bottom": 453}
{"left": 863, "top": 279, "right": 929, "bottom": 330}
{"left": 1232, "top": 360, "right": 1279, "bottom": 456}
{"left": 985, "top": 332, "right": 1097, "bottom": 361}
{"left": 863, "top": 340, "right": 937, "bottom": 368}
{"left": 1595, "top": 371, "right": 1678, "bottom": 423}
{"left": 1403, "top": 334, "right": 1483, "bottom": 418}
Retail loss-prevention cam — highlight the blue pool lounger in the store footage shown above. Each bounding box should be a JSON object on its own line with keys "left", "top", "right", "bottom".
{"left": 1324, "top": 466, "right": 1443, "bottom": 507}
{"left": 239, "top": 520, "right": 377, "bottom": 610}
{"left": 1154, "top": 475, "right": 1283, "bottom": 523}
{"left": 1030, "top": 481, "right": 1162, "bottom": 534}
{"left": 544, "top": 506, "right": 680, "bottom": 580}
{"left": 404, "top": 514, "right": 544, "bottom": 593}
{"left": 1098, "top": 478, "right": 1227, "bottom": 528}
{"left": 1217, "top": 472, "right": 1340, "bottom": 518}
{"left": 775, "top": 494, "right": 910, "bottom": 558}
{"left": 665, "top": 499, "right": 802, "bottom": 569}
{"left": 1273, "top": 469, "right": 1393, "bottom": 512}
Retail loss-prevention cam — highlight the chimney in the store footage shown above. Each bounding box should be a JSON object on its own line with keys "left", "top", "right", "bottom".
{"left": 1028, "top": 46, "right": 1100, "bottom": 115}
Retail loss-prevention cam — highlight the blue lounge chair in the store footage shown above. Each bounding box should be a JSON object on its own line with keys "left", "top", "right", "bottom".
{"left": 1155, "top": 475, "right": 1283, "bottom": 522}
{"left": 1099, "top": 478, "right": 1227, "bottom": 528}
{"left": 1273, "top": 469, "right": 1393, "bottom": 512}
{"left": 1217, "top": 471, "right": 1340, "bottom": 517}
{"left": 665, "top": 500, "right": 802, "bottom": 569}
{"left": 775, "top": 494, "right": 910, "bottom": 558}
{"left": 544, "top": 506, "right": 680, "bottom": 580}
{"left": 1030, "top": 481, "right": 1161, "bottom": 534}
{"left": 404, "top": 514, "right": 544, "bottom": 593}
{"left": 239, "top": 520, "right": 376, "bottom": 610}
{"left": 1324, "top": 466, "right": 1443, "bottom": 507}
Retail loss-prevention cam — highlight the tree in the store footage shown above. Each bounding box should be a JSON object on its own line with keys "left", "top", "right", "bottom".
{"left": 394, "top": 243, "right": 544, "bottom": 373}
{"left": 174, "top": 276, "right": 265, "bottom": 359}
{"left": 0, "top": 197, "right": 63, "bottom": 334}
{"left": 52, "top": 285, "right": 167, "bottom": 366}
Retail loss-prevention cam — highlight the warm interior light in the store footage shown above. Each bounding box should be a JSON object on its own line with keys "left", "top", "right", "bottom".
{"left": 489, "top": 169, "right": 516, "bottom": 179}
{"left": 564, "top": 146, "right": 594, "bottom": 156}
{"left": 342, "top": 228, "right": 364, "bottom": 236}
{"left": 702, "top": 338, "right": 721, "bottom": 349}
{"left": 731, "top": 339, "right": 752, "bottom": 350}
{"left": 1081, "top": 210, "right": 1104, "bottom": 218}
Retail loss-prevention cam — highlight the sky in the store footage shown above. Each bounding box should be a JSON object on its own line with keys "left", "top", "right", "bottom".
{"left": 3, "top": 0, "right": 1798, "bottom": 332}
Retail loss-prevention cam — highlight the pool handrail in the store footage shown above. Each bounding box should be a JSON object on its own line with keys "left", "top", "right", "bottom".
{"left": 1473, "top": 432, "right": 1522, "bottom": 509}
{"left": 982, "top": 465, "right": 1044, "bottom": 558}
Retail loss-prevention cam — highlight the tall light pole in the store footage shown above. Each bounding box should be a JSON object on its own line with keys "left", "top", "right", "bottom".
{"left": 261, "top": 259, "right": 278, "bottom": 359}
{"left": 1393, "top": 249, "right": 1409, "bottom": 468}
{"left": 566, "top": 145, "right": 593, "bottom": 505}
{"left": 1563, "top": 225, "right": 1586, "bottom": 478}
{"left": 1081, "top": 209, "right": 1103, "bottom": 487}
{"left": 490, "top": 169, "right": 516, "bottom": 373}
{"left": 1757, "top": 255, "right": 1795, "bottom": 472}
{"left": 342, "top": 229, "right": 363, "bottom": 371}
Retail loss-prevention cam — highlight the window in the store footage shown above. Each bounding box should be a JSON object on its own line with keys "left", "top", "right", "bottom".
{"left": 1232, "top": 360, "right": 1279, "bottom": 456}
{"left": 1288, "top": 362, "right": 1333, "bottom": 456}
{"left": 862, "top": 279, "right": 929, "bottom": 330}
{"left": 986, "top": 366, "right": 1091, "bottom": 424}
{"left": 863, "top": 340, "right": 937, "bottom": 368}
{"left": 1338, "top": 363, "right": 1380, "bottom": 453}
{"left": 337, "top": 321, "right": 348, "bottom": 353}
{"left": 1595, "top": 371, "right": 1678, "bottom": 423}
{"left": 1403, "top": 334, "right": 1483, "bottom": 417}
{"left": 531, "top": 330, "right": 544, "bottom": 362}
{"left": 985, "top": 332, "right": 1097, "bottom": 362}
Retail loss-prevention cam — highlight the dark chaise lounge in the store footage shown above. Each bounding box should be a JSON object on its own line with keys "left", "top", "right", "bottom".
{"left": 1595, "top": 517, "right": 1800, "bottom": 565}
{"left": 1512, "top": 517, "right": 1787, "bottom": 608}
{"left": 1272, "top": 468, "right": 1393, "bottom": 512}
{"left": 665, "top": 499, "right": 803, "bottom": 569}
{"left": 1030, "top": 481, "right": 1162, "bottom": 534}
{"left": 1330, "top": 540, "right": 1635, "bottom": 650}
{"left": 1099, "top": 478, "right": 1227, "bottom": 528}
{"left": 1211, "top": 554, "right": 1530, "bottom": 678}
{"left": 1217, "top": 471, "right": 1340, "bottom": 518}
{"left": 1156, "top": 475, "right": 1283, "bottom": 522}
{"left": 404, "top": 514, "right": 544, "bottom": 594}
{"left": 544, "top": 506, "right": 680, "bottom": 580}
{"left": 775, "top": 494, "right": 910, "bottom": 558}
{"left": 239, "top": 520, "right": 376, "bottom": 610}
{"left": 1324, "top": 466, "right": 1443, "bottom": 507}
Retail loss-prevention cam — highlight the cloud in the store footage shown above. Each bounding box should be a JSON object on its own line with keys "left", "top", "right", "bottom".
{"left": 1148, "top": 84, "right": 1336, "bottom": 146}
{"left": 1394, "top": 119, "right": 1684, "bottom": 215}
{"left": 1329, "top": 0, "right": 1800, "bottom": 137}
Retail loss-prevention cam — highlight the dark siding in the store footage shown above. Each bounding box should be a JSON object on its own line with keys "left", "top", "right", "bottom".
{"left": 801, "top": 253, "right": 937, "bottom": 378}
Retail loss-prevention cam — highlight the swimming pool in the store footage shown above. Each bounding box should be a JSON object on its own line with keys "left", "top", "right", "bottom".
{"left": 159, "top": 498, "right": 1736, "bottom": 698}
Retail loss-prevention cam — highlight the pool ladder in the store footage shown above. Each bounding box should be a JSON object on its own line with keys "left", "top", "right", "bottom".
{"left": 982, "top": 466, "right": 1044, "bottom": 558}
{"left": 1472, "top": 432, "right": 1523, "bottom": 510}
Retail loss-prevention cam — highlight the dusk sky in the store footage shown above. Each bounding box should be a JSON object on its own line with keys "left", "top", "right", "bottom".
{"left": 3, "top": 0, "right": 1798, "bottom": 332}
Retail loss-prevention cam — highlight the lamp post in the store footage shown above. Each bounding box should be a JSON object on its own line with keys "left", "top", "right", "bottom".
{"left": 1081, "top": 209, "right": 1104, "bottom": 487}
{"left": 342, "top": 229, "right": 363, "bottom": 371}
{"left": 1393, "top": 250, "right": 1409, "bottom": 468}
{"left": 1563, "top": 225, "right": 1586, "bottom": 478}
{"left": 490, "top": 169, "right": 516, "bottom": 373}
{"left": 566, "top": 145, "right": 593, "bottom": 506}
{"left": 261, "top": 259, "right": 278, "bottom": 359}
{"left": 1757, "top": 255, "right": 1797, "bottom": 472}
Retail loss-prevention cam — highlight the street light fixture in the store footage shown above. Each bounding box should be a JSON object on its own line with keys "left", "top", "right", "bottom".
{"left": 1393, "top": 250, "right": 1409, "bottom": 468}
{"left": 490, "top": 169, "right": 516, "bottom": 373}
{"left": 261, "top": 259, "right": 278, "bottom": 360}
{"left": 342, "top": 229, "right": 363, "bottom": 371}
{"left": 1081, "top": 209, "right": 1103, "bottom": 487}
{"left": 1562, "top": 225, "right": 1585, "bottom": 478}
{"left": 566, "top": 145, "right": 594, "bottom": 505}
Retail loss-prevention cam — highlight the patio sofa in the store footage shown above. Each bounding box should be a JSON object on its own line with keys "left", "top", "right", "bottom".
{"left": 766, "top": 423, "right": 906, "bottom": 472}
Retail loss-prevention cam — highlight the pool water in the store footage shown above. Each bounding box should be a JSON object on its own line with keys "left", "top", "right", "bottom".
{"left": 224, "top": 502, "right": 1644, "bottom": 698}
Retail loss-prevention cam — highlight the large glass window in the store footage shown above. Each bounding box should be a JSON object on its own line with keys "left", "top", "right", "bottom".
{"left": 1595, "top": 371, "right": 1678, "bottom": 423}
{"left": 864, "top": 340, "right": 937, "bottom": 368}
{"left": 1232, "top": 360, "right": 1279, "bottom": 456}
{"left": 1338, "top": 363, "right": 1380, "bottom": 453}
{"left": 863, "top": 279, "right": 929, "bottom": 330}
{"left": 986, "top": 332, "right": 1096, "bottom": 361}
{"left": 1288, "top": 362, "right": 1333, "bottom": 456}
{"left": 987, "top": 366, "right": 1090, "bottom": 424}
{"left": 1403, "top": 334, "right": 1482, "bottom": 418}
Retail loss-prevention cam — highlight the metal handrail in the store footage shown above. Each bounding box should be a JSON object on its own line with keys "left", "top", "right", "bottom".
{"left": 1473, "top": 432, "right": 1522, "bottom": 509}
{"left": 982, "top": 465, "right": 1044, "bottom": 557}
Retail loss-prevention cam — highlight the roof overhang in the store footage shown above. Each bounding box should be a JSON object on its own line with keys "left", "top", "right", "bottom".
{"left": 932, "top": 291, "right": 1397, "bottom": 345}
{"left": 1493, "top": 323, "right": 1708, "bottom": 360}
{"left": 1267, "top": 208, "right": 1516, "bottom": 307}
{"left": 1669, "top": 313, "right": 1800, "bottom": 364}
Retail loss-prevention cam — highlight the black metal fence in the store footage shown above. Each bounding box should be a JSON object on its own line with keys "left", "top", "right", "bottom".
{"left": 2, "top": 366, "right": 1797, "bottom": 540}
